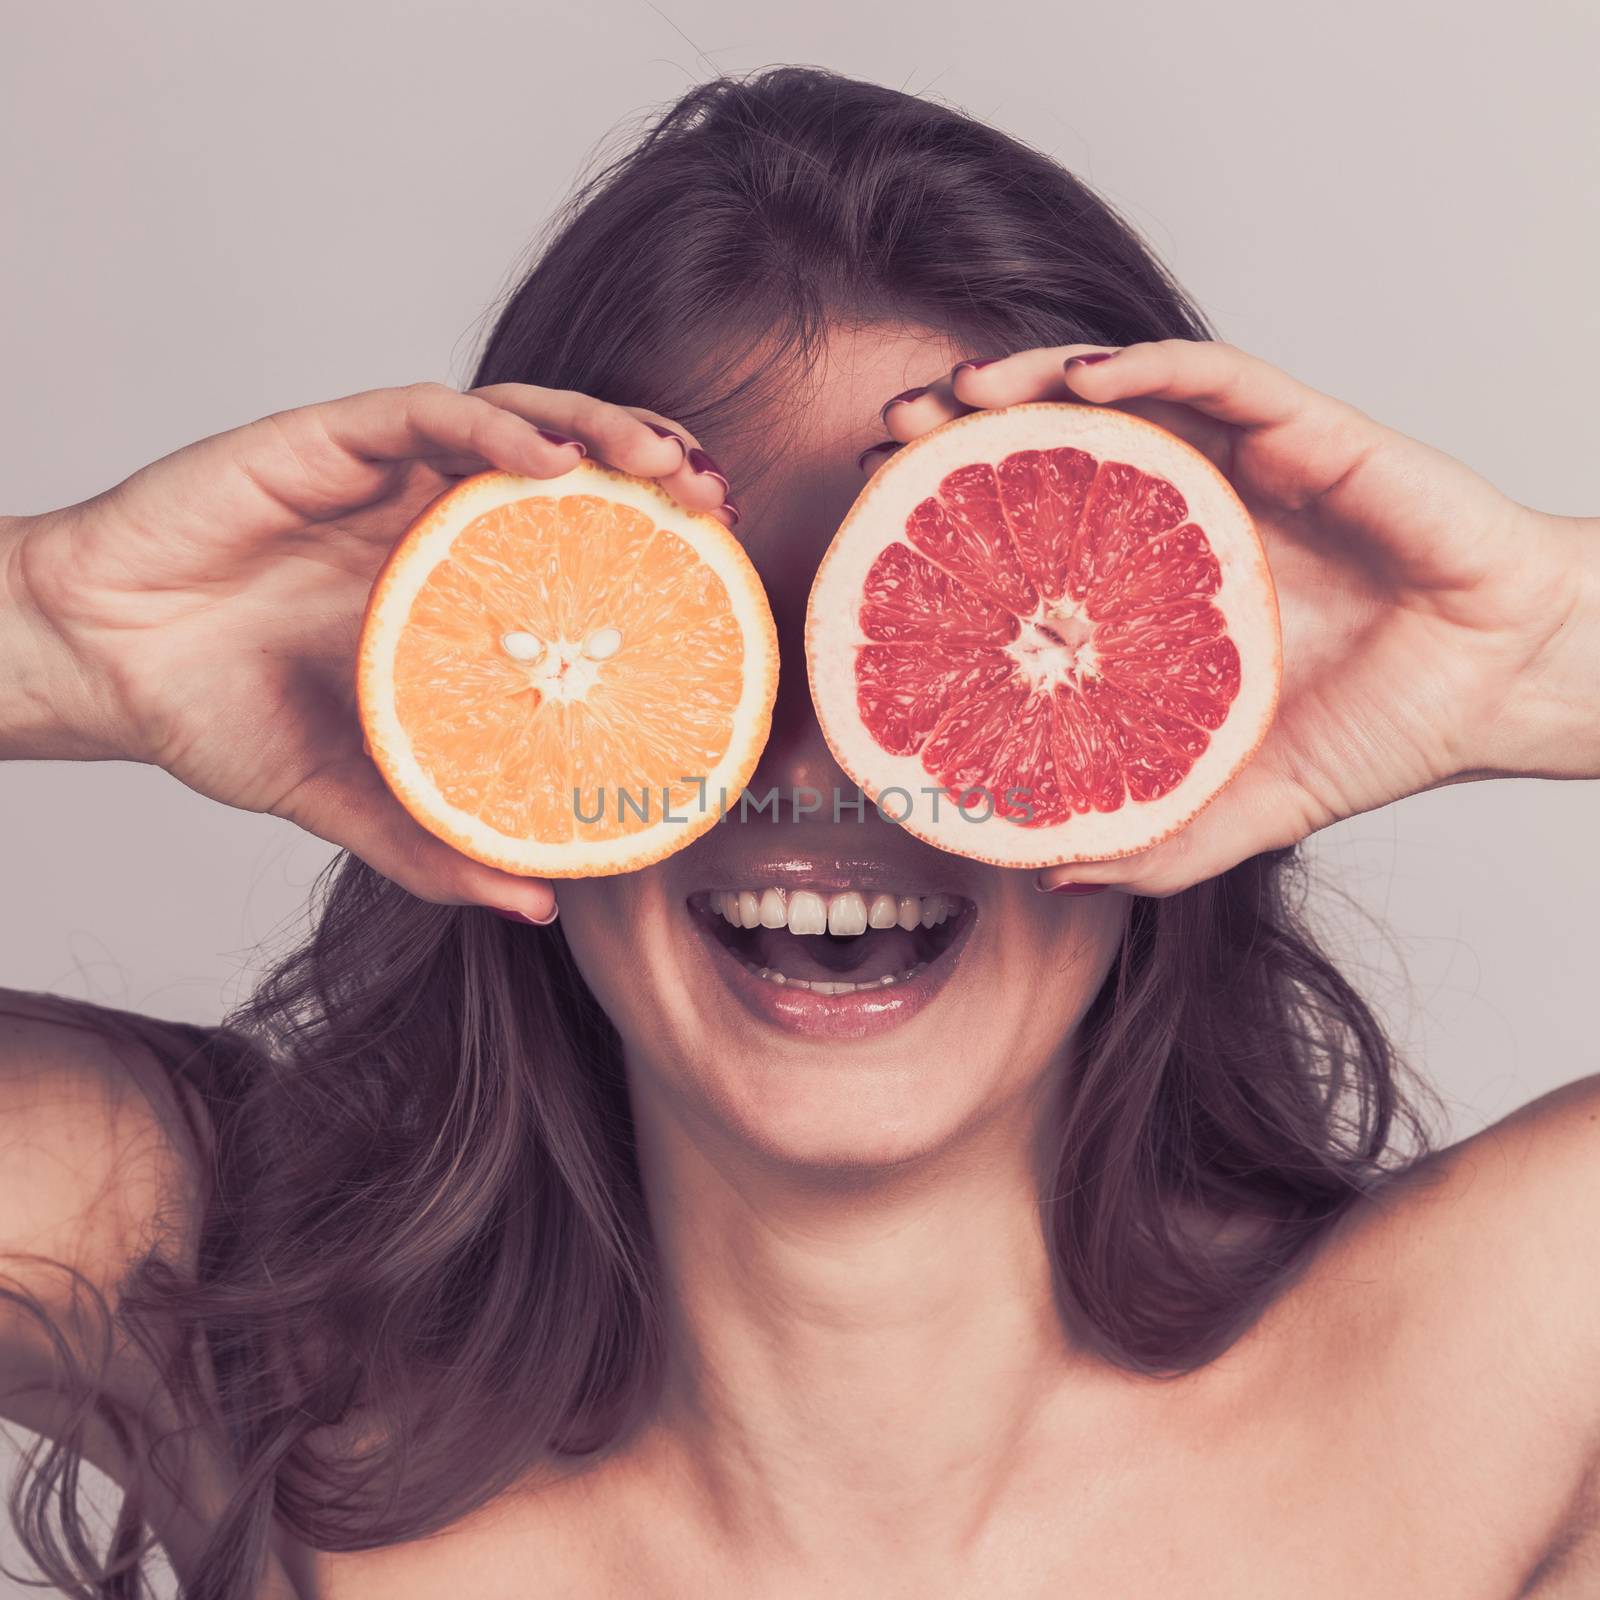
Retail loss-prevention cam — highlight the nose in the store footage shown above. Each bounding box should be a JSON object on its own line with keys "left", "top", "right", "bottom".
{"left": 729, "top": 453, "right": 870, "bottom": 820}
{"left": 745, "top": 615, "right": 856, "bottom": 813}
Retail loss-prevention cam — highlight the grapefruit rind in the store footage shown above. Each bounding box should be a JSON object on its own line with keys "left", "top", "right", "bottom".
{"left": 805, "top": 403, "right": 1280, "bottom": 869}
{"left": 358, "top": 463, "right": 779, "bottom": 879}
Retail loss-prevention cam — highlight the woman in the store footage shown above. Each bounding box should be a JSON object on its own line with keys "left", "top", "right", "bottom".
{"left": 2, "top": 65, "right": 1596, "bottom": 1598}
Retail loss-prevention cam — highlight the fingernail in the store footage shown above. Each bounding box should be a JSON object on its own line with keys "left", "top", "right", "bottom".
{"left": 686, "top": 447, "right": 729, "bottom": 491}
{"left": 856, "top": 440, "right": 901, "bottom": 471}
{"left": 879, "top": 385, "right": 928, "bottom": 422}
{"left": 951, "top": 357, "right": 1003, "bottom": 376}
{"left": 645, "top": 422, "right": 687, "bottom": 457}
{"left": 719, "top": 497, "right": 742, "bottom": 525}
{"left": 536, "top": 428, "right": 587, "bottom": 453}
{"left": 1044, "top": 882, "right": 1109, "bottom": 895}
{"left": 490, "top": 905, "right": 559, "bottom": 925}
{"left": 1063, "top": 351, "right": 1119, "bottom": 371}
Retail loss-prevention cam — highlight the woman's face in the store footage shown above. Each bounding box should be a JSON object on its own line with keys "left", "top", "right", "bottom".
{"left": 558, "top": 325, "right": 1128, "bottom": 1170}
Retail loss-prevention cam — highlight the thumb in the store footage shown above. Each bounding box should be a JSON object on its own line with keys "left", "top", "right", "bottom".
{"left": 1033, "top": 762, "right": 1299, "bottom": 898}
{"left": 274, "top": 750, "right": 559, "bottom": 923}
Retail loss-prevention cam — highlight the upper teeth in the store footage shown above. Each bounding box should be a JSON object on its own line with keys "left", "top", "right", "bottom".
{"left": 711, "top": 889, "right": 953, "bottom": 935}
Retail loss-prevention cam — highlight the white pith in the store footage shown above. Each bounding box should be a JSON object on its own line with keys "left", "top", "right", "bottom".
{"left": 806, "top": 404, "right": 1281, "bottom": 868}
{"left": 495, "top": 625, "right": 628, "bottom": 698}
{"left": 359, "top": 466, "right": 778, "bottom": 878}
{"left": 1006, "top": 595, "right": 1100, "bottom": 691}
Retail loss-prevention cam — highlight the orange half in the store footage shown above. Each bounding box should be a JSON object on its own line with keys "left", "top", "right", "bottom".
{"left": 358, "top": 464, "right": 778, "bottom": 877}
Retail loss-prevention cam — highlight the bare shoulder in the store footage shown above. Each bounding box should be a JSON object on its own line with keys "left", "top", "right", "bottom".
{"left": 1328, "top": 1074, "right": 1600, "bottom": 1387}
{"left": 1289, "top": 1076, "right": 1600, "bottom": 1569}
{"left": 1396, "top": 1073, "right": 1600, "bottom": 1315}
{"left": 307, "top": 1461, "right": 624, "bottom": 1600}
{"left": 0, "top": 985, "right": 210, "bottom": 1332}
{"left": 0, "top": 988, "right": 277, "bottom": 1592}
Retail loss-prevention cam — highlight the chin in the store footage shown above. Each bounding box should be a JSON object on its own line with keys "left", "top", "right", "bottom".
{"left": 555, "top": 824, "right": 1124, "bottom": 1180}
{"left": 671, "top": 1022, "right": 1035, "bottom": 1178}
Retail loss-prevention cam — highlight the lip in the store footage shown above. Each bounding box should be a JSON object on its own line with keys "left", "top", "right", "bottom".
{"left": 685, "top": 890, "right": 976, "bottom": 1042}
{"left": 688, "top": 853, "right": 976, "bottom": 900}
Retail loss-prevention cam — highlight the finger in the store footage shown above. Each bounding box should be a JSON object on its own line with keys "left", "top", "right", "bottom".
{"left": 855, "top": 440, "right": 904, "bottom": 478}
{"left": 1060, "top": 341, "right": 1388, "bottom": 492}
{"left": 1032, "top": 761, "right": 1306, "bottom": 899}
{"left": 473, "top": 389, "right": 736, "bottom": 520}
{"left": 650, "top": 437, "right": 741, "bottom": 521}
{"left": 880, "top": 373, "right": 969, "bottom": 443}
{"left": 948, "top": 349, "right": 1065, "bottom": 406}
{"left": 415, "top": 453, "right": 496, "bottom": 478}
{"left": 275, "top": 750, "right": 559, "bottom": 922}
{"left": 622, "top": 405, "right": 704, "bottom": 454}
{"left": 947, "top": 344, "right": 1136, "bottom": 407}
{"left": 313, "top": 382, "right": 589, "bottom": 479}
{"left": 469, "top": 384, "right": 690, "bottom": 481}
{"left": 950, "top": 345, "right": 1235, "bottom": 467}
{"left": 572, "top": 407, "right": 737, "bottom": 520}
{"left": 1058, "top": 339, "right": 1366, "bottom": 438}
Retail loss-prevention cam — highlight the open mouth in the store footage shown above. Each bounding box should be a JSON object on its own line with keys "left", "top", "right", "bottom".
{"left": 687, "top": 887, "right": 973, "bottom": 995}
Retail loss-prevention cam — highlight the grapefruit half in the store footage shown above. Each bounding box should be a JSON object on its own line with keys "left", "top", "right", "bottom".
{"left": 806, "top": 403, "right": 1280, "bottom": 868}
{"left": 359, "top": 463, "right": 778, "bottom": 877}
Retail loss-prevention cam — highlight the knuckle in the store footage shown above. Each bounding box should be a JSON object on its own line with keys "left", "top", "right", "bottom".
{"left": 403, "top": 379, "right": 452, "bottom": 401}
{"left": 571, "top": 397, "right": 637, "bottom": 444}
{"left": 389, "top": 845, "right": 443, "bottom": 903}
{"left": 468, "top": 381, "right": 538, "bottom": 409}
{"left": 625, "top": 405, "right": 700, "bottom": 450}
{"left": 560, "top": 392, "right": 606, "bottom": 426}
{"left": 394, "top": 841, "right": 476, "bottom": 907}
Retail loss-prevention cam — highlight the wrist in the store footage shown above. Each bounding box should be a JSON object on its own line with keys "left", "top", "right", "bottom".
{"left": 1472, "top": 507, "right": 1600, "bottom": 782}
{"left": 0, "top": 511, "right": 127, "bottom": 762}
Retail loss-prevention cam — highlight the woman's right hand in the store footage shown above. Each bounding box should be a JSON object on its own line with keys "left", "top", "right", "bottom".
{"left": 1, "top": 382, "right": 735, "bottom": 921}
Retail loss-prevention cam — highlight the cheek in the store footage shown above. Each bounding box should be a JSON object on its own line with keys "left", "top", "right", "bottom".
{"left": 986, "top": 891, "right": 1127, "bottom": 1051}
{"left": 552, "top": 871, "right": 716, "bottom": 1075}
{"left": 550, "top": 877, "right": 653, "bottom": 1027}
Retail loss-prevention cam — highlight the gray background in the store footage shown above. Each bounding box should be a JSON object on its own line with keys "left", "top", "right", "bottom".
{"left": 3, "top": 0, "right": 1596, "bottom": 1590}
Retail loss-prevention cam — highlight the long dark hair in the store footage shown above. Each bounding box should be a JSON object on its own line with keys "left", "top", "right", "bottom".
{"left": 5, "top": 66, "right": 1434, "bottom": 1598}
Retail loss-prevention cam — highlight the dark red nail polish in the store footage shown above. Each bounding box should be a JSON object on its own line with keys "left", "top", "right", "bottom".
{"left": 1047, "top": 882, "right": 1109, "bottom": 895}
{"left": 645, "top": 422, "right": 686, "bottom": 453}
{"left": 536, "top": 428, "right": 586, "bottom": 452}
{"left": 856, "top": 441, "right": 901, "bottom": 471}
{"left": 1063, "top": 351, "right": 1118, "bottom": 371}
{"left": 686, "top": 447, "right": 729, "bottom": 489}
{"left": 879, "top": 385, "right": 928, "bottom": 421}
{"left": 720, "top": 498, "right": 742, "bottom": 525}
{"left": 951, "top": 357, "right": 1003, "bottom": 376}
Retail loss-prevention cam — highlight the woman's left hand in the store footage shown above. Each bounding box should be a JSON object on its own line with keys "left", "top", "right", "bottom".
{"left": 869, "top": 340, "right": 1597, "bottom": 896}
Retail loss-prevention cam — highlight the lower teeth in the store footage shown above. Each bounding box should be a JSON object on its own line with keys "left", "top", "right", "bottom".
{"left": 740, "top": 960, "right": 926, "bottom": 994}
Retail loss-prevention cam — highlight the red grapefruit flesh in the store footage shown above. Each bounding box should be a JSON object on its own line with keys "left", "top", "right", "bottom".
{"left": 806, "top": 403, "right": 1281, "bottom": 868}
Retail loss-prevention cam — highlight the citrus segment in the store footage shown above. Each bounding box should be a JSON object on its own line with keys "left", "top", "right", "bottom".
{"left": 360, "top": 463, "right": 778, "bottom": 877}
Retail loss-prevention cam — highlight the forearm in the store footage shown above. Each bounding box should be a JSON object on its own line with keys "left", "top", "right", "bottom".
{"left": 0, "top": 513, "right": 121, "bottom": 763}
{"left": 1474, "top": 509, "right": 1600, "bottom": 783}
